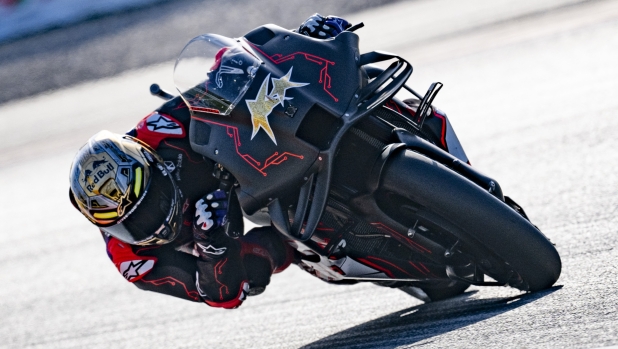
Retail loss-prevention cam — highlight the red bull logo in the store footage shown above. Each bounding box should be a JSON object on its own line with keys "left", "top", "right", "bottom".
{"left": 82, "top": 155, "right": 117, "bottom": 193}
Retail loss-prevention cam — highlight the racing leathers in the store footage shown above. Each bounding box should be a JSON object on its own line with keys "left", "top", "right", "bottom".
{"left": 98, "top": 96, "right": 293, "bottom": 309}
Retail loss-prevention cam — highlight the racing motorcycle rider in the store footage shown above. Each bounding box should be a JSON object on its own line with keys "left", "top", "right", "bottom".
{"left": 67, "top": 14, "right": 359, "bottom": 309}
{"left": 68, "top": 14, "right": 466, "bottom": 309}
{"left": 69, "top": 117, "right": 296, "bottom": 308}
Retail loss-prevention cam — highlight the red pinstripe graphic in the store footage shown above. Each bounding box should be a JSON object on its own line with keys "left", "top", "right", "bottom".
{"left": 214, "top": 258, "right": 229, "bottom": 300}
{"left": 356, "top": 257, "right": 394, "bottom": 278}
{"left": 239, "top": 241, "right": 274, "bottom": 269}
{"left": 411, "top": 261, "right": 439, "bottom": 278}
{"left": 192, "top": 117, "right": 303, "bottom": 176}
{"left": 141, "top": 276, "right": 200, "bottom": 301}
{"left": 418, "top": 262, "right": 431, "bottom": 274}
{"left": 408, "top": 261, "right": 428, "bottom": 275}
{"left": 162, "top": 141, "right": 205, "bottom": 164}
{"left": 316, "top": 223, "right": 335, "bottom": 232}
{"left": 370, "top": 222, "right": 432, "bottom": 254}
{"left": 173, "top": 101, "right": 188, "bottom": 110}
{"left": 249, "top": 44, "right": 339, "bottom": 102}
{"left": 204, "top": 280, "right": 247, "bottom": 309}
{"left": 192, "top": 107, "right": 221, "bottom": 114}
{"left": 365, "top": 256, "right": 413, "bottom": 277}
{"left": 134, "top": 245, "right": 160, "bottom": 254}
{"left": 419, "top": 262, "right": 438, "bottom": 278}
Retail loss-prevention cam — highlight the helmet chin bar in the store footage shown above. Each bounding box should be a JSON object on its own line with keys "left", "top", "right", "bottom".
{"left": 131, "top": 174, "right": 184, "bottom": 246}
{"left": 133, "top": 222, "right": 175, "bottom": 246}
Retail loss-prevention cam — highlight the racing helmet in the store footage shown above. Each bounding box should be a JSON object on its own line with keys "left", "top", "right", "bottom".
{"left": 69, "top": 131, "right": 183, "bottom": 245}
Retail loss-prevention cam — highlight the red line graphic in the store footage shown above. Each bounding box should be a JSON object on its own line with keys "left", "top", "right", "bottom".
{"left": 249, "top": 44, "right": 339, "bottom": 102}
{"left": 408, "top": 261, "right": 428, "bottom": 275}
{"left": 357, "top": 257, "right": 394, "bottom": 278}
{"left": 366, "top": 256, "right": 413, "bottom": 277}
{"left": 141, "top": 276, "right": 200, "bottom": 301}
{"left": 316, "top": 221, "right": 335, "bottom": 232}
{"left": 192, "top": 117, "right": 303, "bottom": 176}
{"left": 134, "top": 245, "right": 160, "bottom": 254}
{"left": 418, "top": 262, "right": 431, "bottom": 273}
{"left": 163, "top": 141, "right": 205, "bottom": 164}
{"left": 173, "top": 101, "right": 188, "bottom": 110}
{"left": 370, "top": 222, "right": 432, "bottom": 254}
{"left": 214, "top": 258, "right": 229, "bottom": 300}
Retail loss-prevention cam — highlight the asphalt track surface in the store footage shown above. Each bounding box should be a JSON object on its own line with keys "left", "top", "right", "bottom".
{"left": 1, "top": 0, "right": 618, "bottom": 348}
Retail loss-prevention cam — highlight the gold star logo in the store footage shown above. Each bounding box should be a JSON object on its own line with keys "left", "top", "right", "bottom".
{"left": 116, "top": 188, "right": 133, "bottom": 216}
{"left": 247, "top": 75, "right": 278, "bottom": 144}
{"left": 270, "top": 67, "right": 309, "bottom": 107}
{"left": 246, "top": 67, "right": 308, "bottom": 145}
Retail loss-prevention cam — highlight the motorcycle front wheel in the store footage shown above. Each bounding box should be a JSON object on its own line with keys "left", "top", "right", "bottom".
{"left": 378, "top": 149, "right": 562, "bottom": 292}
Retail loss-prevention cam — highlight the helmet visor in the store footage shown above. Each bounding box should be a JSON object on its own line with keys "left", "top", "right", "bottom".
{"left": 101, "top": 161, "right": 182, "bottom": 245}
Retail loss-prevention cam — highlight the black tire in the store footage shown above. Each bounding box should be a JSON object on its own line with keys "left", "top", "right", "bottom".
{"left": 379, "top": 149, "right": 561, "bottom": 292}
{"left": 421, "top": 280, "right": 470, "bottom": 302}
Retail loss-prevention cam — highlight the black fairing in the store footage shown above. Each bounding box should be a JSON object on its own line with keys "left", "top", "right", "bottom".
{"left": 190, "top": 25, "right": 362, "bottom": 214}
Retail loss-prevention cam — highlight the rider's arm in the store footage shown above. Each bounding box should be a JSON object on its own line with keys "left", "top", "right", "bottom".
{"left": 103, "top": 233, "right": 205, "bottom": 302}
{"left": 192, "top": 190, "right": 248, "bottom": 308}
{"left": 100, "top": 206, "right": 293, "bottom": 308}
{"left": 192, "top": 190, "right": 294, "bottom": 309}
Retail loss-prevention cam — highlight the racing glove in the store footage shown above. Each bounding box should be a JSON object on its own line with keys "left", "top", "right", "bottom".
{"left": 194, "top": 189, "right": 228, "bottom": 237}
{"left": 298, "top": 13, "right": 351, "bottom": 38}
{"left": 193, "top": 190, "right": 249, "bottom": 308}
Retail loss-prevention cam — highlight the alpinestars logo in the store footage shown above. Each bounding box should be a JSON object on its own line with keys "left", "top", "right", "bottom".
{"left": 246, "top": 67, "right": 308, "bottom": 145}
{"left": 196, "top": 243, "right": 227, "bottom": 255}
{"left": 195, "top": 199, "right": 214, "bottom": 231}
{"left": 164, "top": 161, "right": 176, "bottom": 173}
{"left": 120, "top": 259, "right": 155, "bottom": 281}
{"left": 146, "top": 113, "right": 182, "bottom": 134}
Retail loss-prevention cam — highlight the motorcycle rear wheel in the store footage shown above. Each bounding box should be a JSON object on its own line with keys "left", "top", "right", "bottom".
{"left": 379, "top": 149, "right": 561, "bottom": 292}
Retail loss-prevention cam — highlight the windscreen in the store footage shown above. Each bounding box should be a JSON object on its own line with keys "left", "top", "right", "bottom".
{"left": 174, "top": 34, "right": 261, "bottom": 115}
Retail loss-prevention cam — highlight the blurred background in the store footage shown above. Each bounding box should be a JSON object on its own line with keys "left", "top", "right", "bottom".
{"left": 0, "top": 0, "right": 396, "bottom": 105}
{"left": 1, "top": 0, "right": 618, "bottom": 348}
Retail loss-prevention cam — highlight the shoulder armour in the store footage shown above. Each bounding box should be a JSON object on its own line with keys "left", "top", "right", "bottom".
{"left": 106, "top": 237, "right": 157, "bottom": 283}
{"left": 135, "top": 112, "right": 186, "bottom": 149}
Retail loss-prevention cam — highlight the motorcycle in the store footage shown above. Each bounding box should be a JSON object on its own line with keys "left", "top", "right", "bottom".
{"left": 157, "top": 22, "right": 561, "bottom": 301}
